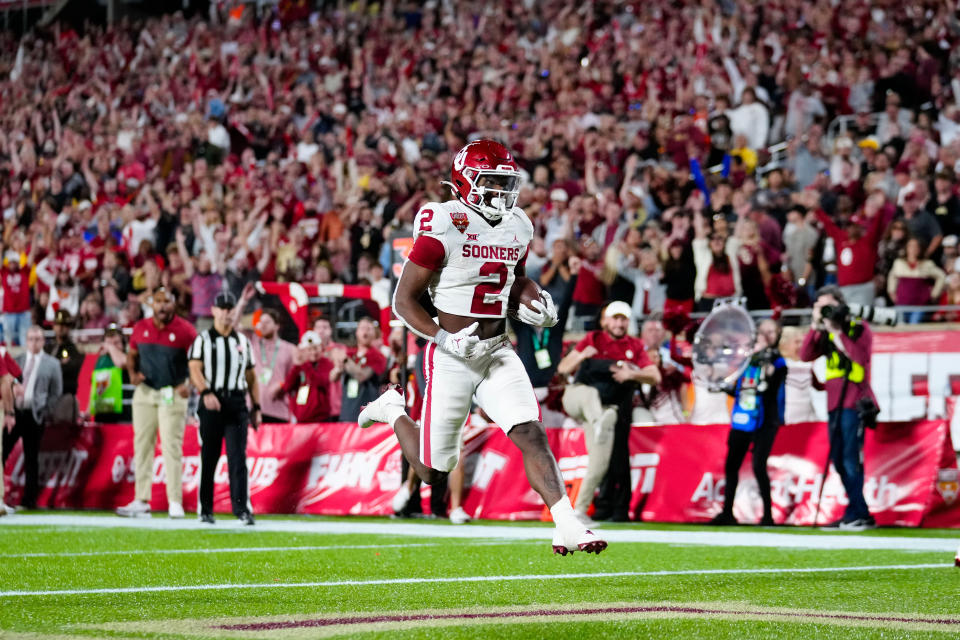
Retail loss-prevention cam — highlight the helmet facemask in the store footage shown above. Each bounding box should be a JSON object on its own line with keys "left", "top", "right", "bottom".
{"left": 461, "top": 168, "right": 520, "bottom": 220}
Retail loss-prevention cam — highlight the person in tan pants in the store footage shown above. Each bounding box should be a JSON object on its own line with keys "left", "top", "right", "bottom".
{"left": 557, "top": 302, "right": 660, "bottom": 525}
{"left": 561, "top": 385, "right": 619, "bottom": 519}
{"left": 116, "top": 289, "right": 197, "bottom": 518}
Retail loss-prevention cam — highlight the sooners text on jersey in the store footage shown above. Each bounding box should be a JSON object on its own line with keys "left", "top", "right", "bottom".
{"left": 412, "top": 200, "right": 533, "bottom": 318}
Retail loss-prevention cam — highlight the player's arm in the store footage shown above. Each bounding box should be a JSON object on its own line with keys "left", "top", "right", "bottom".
{"left": 513, "top": 242, "right": 557, "bottom": 327}
{"left": 393, "top": 259, "right": 442, "bottom": 341}
{"left": 394, "top": 206, "right": 448, "bottom": 342}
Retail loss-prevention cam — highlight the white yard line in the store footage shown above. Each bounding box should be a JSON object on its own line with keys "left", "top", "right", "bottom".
{"left": 0, "top": 564, "right": 948, "bottom": 598}
{"left": 0, "top": 513, "right": 956, "bottom": 552}
{"left": 0, "top": 540, "right": 531, "bottom": 559}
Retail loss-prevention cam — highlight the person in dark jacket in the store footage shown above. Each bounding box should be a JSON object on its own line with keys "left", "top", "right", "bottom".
{"left": 45, "top": 309, "right": 83, "bottom": 397}
{"left": 711, "top": 319, "right": 787, "bottom": 526}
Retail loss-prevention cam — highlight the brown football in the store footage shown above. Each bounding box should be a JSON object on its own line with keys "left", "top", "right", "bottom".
{"left": 508, "top": 276, "right": 544, "bottom": 315}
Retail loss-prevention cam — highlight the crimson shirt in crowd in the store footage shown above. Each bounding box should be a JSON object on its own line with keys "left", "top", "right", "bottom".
{"left": 572, "top": 259, "right": 607, "bottom": 306}
{"left": 281, "top": 358, "right": 335, "bottom": 423}
{"left": 575, "top": 330, "right": 651, "bottom": 368}
{"left": 705, "top": 262, "right": 737, "bottom": 298}
{"left": 816, "top": 209, "right": 882, "bottom": 287}
{"left": 2, "top": 266, "right": 31, "bottom": 313}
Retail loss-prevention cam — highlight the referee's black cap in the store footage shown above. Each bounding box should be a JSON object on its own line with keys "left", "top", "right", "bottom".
{"left": 213, "top": 291, "right": 237, "bottom": 309}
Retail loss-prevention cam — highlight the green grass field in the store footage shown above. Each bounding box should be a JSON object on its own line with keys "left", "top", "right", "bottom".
{"left": 1, "top": 513, "right": 958, "bottom": 639}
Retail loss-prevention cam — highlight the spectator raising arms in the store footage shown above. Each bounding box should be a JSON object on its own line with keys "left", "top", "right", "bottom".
{"left": 812, "top": 194, "right": 884, "bottom": 308}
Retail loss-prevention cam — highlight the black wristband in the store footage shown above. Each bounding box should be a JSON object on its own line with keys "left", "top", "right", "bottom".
{"left": 200, "top": 389, "right": 214, "bottom": 398}
{"left": 252, "top": 403, "right": 261, "bottom": 412}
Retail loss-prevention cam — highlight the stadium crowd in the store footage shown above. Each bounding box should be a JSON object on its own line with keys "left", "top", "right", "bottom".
{"left": 0, "top": 0, "right": 957, "bottom": 429}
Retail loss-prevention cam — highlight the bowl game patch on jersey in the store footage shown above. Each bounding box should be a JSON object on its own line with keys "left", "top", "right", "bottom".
{"left": 450, "top": 211, "right": 469, "bottom": 233}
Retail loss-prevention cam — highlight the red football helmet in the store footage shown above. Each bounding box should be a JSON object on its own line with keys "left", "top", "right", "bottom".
{"left": 449, "top": 139, "right": 522, "bottom": 219}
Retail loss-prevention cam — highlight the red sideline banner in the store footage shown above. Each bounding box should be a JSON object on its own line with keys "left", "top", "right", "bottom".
{"left": 3, "top": 420, "right": 959, "bottom": 527}
{"left": 625, "top": 421, "right": 958, "bottom": 526}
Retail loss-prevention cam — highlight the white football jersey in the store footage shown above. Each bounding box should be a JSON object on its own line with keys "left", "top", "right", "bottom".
{"left": 411, "top": 200, "right": 533, "bottom": 318}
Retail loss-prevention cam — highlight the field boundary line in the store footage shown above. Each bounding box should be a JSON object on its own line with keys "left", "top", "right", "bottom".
{"left": 0, "top": 563, "right": 949, "bottom": 597}
{"left": 0, "top": 540, "right": 530, "bottom": 559}
{"left": 0, "top": 514, "right": 956, "bottom": 552}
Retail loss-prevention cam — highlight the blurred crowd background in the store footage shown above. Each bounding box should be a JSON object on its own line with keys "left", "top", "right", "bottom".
{"left": 0, "top": 0, "right": 958, "bottom": 424}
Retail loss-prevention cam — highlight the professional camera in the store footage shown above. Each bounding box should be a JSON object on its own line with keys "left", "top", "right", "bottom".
{"left": 821, "top": 302, "right": 898, "bottom": 327}
{"left": 752, "top": 347, "right": 779, "bottom": 366}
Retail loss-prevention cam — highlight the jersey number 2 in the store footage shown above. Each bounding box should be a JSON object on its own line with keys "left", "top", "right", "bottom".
{"left": 470, "top": 262, "right": 507, "bottom": 315}
{"left": 419, "top": 209, "right": 434, "bottom": 232}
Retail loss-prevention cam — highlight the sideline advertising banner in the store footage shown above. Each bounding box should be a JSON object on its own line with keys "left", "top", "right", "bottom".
{"left": 4, "top": 420, "right": 958, "bottom": 527}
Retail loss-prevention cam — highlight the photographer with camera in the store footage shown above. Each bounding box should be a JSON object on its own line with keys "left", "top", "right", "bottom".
{"left": 710, "top": 319, "right": 787, "bottom": 526}
{"left": 800, "top": 286, "right": 878, "bottom": 530}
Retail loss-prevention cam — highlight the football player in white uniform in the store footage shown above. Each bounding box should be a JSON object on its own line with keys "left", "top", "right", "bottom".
{"left": 359, "top": 139, "right": 606, "bottom": 555}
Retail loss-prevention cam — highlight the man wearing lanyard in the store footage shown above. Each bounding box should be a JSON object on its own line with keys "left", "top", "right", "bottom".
{"left": 117, "top": 288, "right": 197, "bottom": 519}
{"left": 313, "top": 317, "right": 344, "bottom": 419}
{"left": 331, "top": 317, "right": 386, "bottom": 423}
{"left": 250, "top": 309, "right": 296, "bottom": 423}
{"left": 275, "top": 331, "right": 335, "bottom": 423}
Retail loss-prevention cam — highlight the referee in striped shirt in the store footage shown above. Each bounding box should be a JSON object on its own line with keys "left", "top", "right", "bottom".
{"left": 188, "top": 291, "right": 260, "bottom": 525}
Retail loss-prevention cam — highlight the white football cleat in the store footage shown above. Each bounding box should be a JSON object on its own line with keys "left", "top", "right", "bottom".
{"left": 116, "top": 499, "right": 151, "bottom": 518}
{"left": 168, "top": 501, "right": 185, "bottom": 519}
{"left": 449, "top": 506, "right": 471, "bottom": 525}
{"left": 358, "top": 386, "right": 406, "bottom": 429}
{"left": 955, "top": 546, "right": 960, "bottom": 568}
{"left": 552, "top": 522, "right": 607, "bottom": 556}
{"left": 0, "top": 503, "right": 14, "bottom": 516}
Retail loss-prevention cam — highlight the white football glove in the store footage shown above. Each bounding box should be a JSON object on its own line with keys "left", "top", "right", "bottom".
{"left": 516, "top": 290, "right": 558, "bottom": 328}
{"left": 434, "top": 322, "right": 482, "bottom": 359}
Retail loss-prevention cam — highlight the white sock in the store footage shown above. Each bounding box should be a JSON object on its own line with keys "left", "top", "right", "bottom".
{"left": 549, "top": 495, "right": 575, "bottom": 524}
